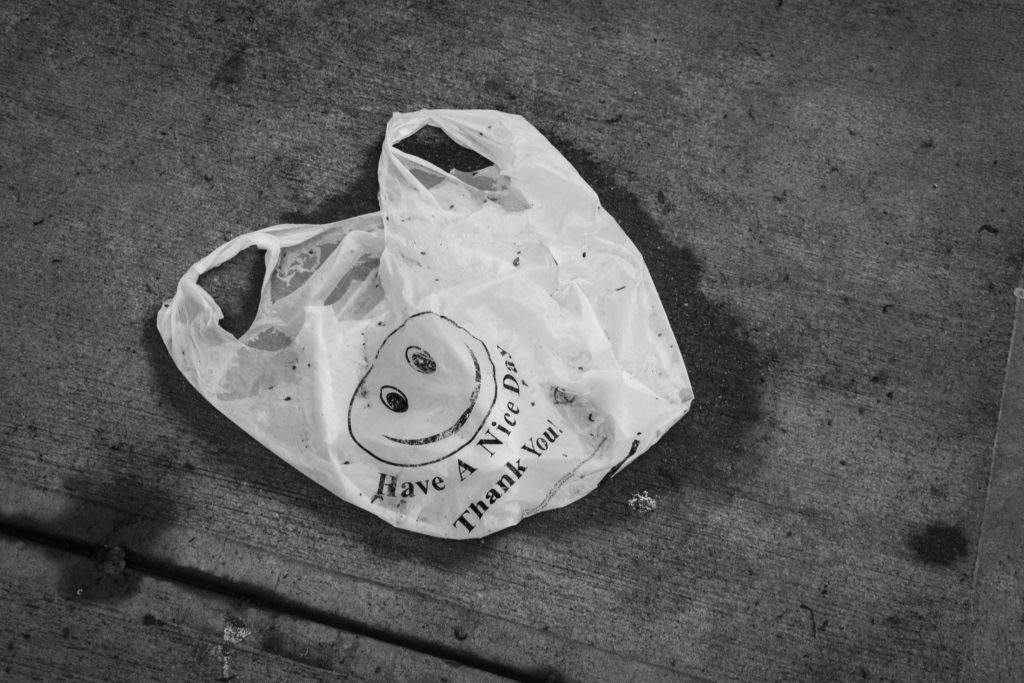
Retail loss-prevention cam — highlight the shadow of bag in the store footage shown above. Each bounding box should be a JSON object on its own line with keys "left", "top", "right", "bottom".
{"left": 157, "top": 109, "right": 693, "bottom": 538}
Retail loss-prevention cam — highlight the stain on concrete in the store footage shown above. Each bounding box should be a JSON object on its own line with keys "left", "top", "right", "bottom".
{"left": 656, "top": 189, "right": 674, "bottom": 214}
{"left": 142, "top": 613, "right": 165, "bottom": 626}
{"left": 483, "top": 78, "right": 518, "bottom": 102}
{"left": 211, "top": 43, "right": 247, "bottom": 90}
{"left": 907, "top": 523, "right": 968, "bottom": 566}
{"left": 59, "top": 541, "right": 139, "bottom": 602}
{"left": 49, "top": 473, "right": 180, "bottom": 601}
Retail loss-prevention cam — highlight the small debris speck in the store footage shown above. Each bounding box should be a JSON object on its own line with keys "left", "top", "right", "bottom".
{"left": 628, "top": 490, "right": 657, "bottom": 514}
{"left": 223, "top": 624, "right": 251, "bottom": 644}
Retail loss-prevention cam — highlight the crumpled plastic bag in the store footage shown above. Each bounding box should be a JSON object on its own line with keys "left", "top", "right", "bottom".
{"left": 157, "top": 109, "right": 693, "bottom": 538}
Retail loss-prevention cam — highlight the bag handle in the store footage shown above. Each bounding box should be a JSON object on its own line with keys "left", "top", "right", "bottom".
{"left": 159, "top": 222, "right": 355, "bottom": 353}
{"left": 383, "top": 109, "right": 526, "bottom": 167}
{"left": 379, "top": 109, "right": 596, "bottom": 219}
{"left": 380, "top": 110, "right": 542, "bottom": 204}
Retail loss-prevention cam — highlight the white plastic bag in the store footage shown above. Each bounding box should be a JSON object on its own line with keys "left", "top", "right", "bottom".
{"left": 157, "top": 109, "right": 692, "bottom": 538}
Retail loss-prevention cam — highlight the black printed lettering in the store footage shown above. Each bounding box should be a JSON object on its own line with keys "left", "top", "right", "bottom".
{"left": 457, "top": 459, "right": 477, "bottom": 481}
{"left": 476, "top": 428, "right": 503, "bottom": 456}
{"left": 377, "top": 473, "right": 397, "bottom": 497}
{"left": 453, "top": 512, "right": 475, "bottom": 532}
{"left": 521, "top": 420, "right": 562, "bottom": 457}
{"left": 506, "top": 459, "right": 527, "bottom": 478}
{"left": 375, "top": 472, "right": 446, "bottom": 500}
{"left": 451, "top": 459, "right": 529, "bottom": 534}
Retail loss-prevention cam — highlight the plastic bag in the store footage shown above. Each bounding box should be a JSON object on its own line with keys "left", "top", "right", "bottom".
{"left": 157, "top": 109, "right": 693, "bottom": 538}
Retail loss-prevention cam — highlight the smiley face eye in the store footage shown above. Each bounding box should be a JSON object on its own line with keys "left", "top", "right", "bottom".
{"left": 405, "top": 346, "right": 436, "bottom": 374}
{"left": 380, "top": 386, "right": 408, "bottom": 412}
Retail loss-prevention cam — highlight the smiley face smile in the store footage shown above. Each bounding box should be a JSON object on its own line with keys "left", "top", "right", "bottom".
{"left": 348, "top": 312, "right": 498, "bottom": 467}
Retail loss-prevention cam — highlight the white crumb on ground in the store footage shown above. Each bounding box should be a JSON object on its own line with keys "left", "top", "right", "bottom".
{"left": 628, "top": 490, "right": 657, "bottom": 514}
{"left": 212, "top": 623, "right": 252, "bottom": 680}
{"left": 223, "top": 624, "right": 251, "bottom": 644}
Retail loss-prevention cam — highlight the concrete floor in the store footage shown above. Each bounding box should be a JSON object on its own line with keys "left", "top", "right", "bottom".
{"left": 2, "top": 1, "right": 1023, "bottom": 680}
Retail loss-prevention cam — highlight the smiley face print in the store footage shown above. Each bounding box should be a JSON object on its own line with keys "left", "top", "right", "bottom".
{"left": 348, "top": 312, "right": 498, "bottom": 467}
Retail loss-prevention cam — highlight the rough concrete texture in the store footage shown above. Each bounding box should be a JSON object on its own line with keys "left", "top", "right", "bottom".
{"left": 2, "top": 1, "right": 1023, "bottom": 680}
